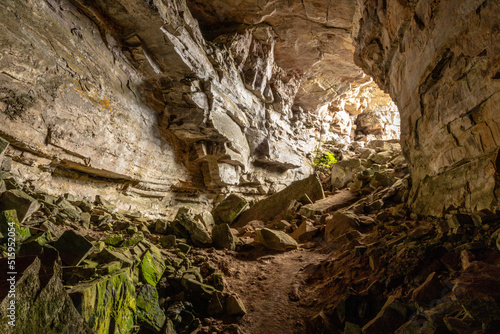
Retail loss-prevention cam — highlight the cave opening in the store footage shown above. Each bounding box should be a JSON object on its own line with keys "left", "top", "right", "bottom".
{"left": 0, "top": 0, "right": 499, "bottom": 333}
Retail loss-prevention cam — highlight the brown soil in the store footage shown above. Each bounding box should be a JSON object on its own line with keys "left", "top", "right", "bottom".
{"left": 211, "top": 247, "right": 328, "bottom": 334}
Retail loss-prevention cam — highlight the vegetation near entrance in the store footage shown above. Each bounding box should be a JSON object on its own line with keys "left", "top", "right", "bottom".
{"left": 313, "top": 151, "right": 337, "bottom": 169}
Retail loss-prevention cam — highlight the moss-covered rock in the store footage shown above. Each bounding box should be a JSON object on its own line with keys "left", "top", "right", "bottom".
{"left": 0, "top": 209, "right": 31, "bottom": 244}
{"left": 0, "top": 189, "right": 40, "bottom": 223}
{"left": 122, "top": 232, "right": 144, "bottom": 247}
{"left": 212, "top": 223, "right": 237, "bottom": 250}
{"left": 68, "top": 268, "right": 136, "bottom": 334}
{"left": 212, "top": 194, "right": 248, "bottom": 225}
{"left": 103, "top": 234, "right": 122, "bottom": 247}
{"left": 139, "top": 246, "right": 166, "bottom": 286}
{"left": 0, "top": 251, "right": 92, "bottom": 334}
{"left": 175, "top": 208, "right": 212, "bottom": 247}
{"left": 181, "top": 277, "right": 215, "bottom": 299}
{"left": 136, "top": 284, "right": 166, "bottom": 331}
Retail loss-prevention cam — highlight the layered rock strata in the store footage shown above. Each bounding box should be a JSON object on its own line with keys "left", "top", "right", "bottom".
{"left": 0, "top": 0, "right": 399, "bottom": 217}
{"left": 354, "top": 0, "right": 500, "bottom": 216}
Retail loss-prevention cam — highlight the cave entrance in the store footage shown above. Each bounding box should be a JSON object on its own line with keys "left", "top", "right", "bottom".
{"left": 314, "top": 75, "right": 400, "bottom": 147}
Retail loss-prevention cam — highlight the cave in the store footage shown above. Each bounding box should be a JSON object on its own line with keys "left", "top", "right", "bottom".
{"left": 0, "top": 0, "right": 499, "bottom": 333}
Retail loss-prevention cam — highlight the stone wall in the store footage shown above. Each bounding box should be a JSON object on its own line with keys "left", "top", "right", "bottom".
{"left": 0, "top": 0, "right": 402, "bottom": 216}
{"left": 0, "top": 0, "right": 190, "bottom": 215}
{"left": 354, "top": 0, "right": 500, "bottom": 216}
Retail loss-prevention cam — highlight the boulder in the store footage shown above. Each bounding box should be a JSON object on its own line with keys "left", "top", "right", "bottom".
{"left": 208, "top": 291, "right": 225, "bottom": 316}
{"left": 368, "top": 172, "right": 393, "bottom": 189}
{"left": 362, "top": 296, "right": 408, "bottom": 334}
{"left": 68, "top": 269, "right": 136, "bottom": 334}
{"left": 94, "top": 195, "right": 117, "bottom": 213}
{"left": 299, "top": 189, "right": 358, "bottom": 218}
{"left": 235, "top": 174, "right": 324, "bottom": 227}
{"left": 370, "top": 151, "right": 392, "bottom": 165}
{"left": 452, "top": 261, "right": 500, "bottom": 323}
{"left": 0, "top": 209, "right": 31, "bottom": 243}
{"left": 324, "top": 212, "right": 360, "bottom": 243}
{"left": 139, "top": 246, "right": 166, "bottom": 286}
{"left": 121, "top": 232, "right": 144, "bottom": 247}
{"left": 154, "top": 219, "right": 169, "bottom": 234}
{"left": 56, "top": 198, "right": 82, "bottom": 221}
{"left": 411, "top": 272, "right": 444, "bottom": 304}
{"left": 255, "top": 228, "right": 298, "bottom": 251}
{"left": 212, "top": 194, "right": 249, "bottom": 225}
{"left": 226, "top": 294, "right": 247, "bottom": 316}
{"left": 175, "top": 207, "right": 212, "bottom": 247}
{"left": 0, "top": 189, "right": 40, "bottom": 223}
{"left": 181, "top": 277, "right": 215, "bottom": 299}
{"left": 290, "top": 221, "right": 318, "bottom": 242}
{"left": 196, "top": 211, "right": 215, "bottom": 232}
{"left": 136, "top": 284, "right": 166, "bottom": 332}
{"left": 53, "top": 230, "right": 94, "bottom": 266}
{"left": 0, "top": 252, "right": 92, "bottom": 334}
{"left": 212, "top": 223, "right": 237, "bottom": 250}
{"left": 331, "top": 159, "right": 365, "bottom": 189}
{"left": 93, "top": 247, "right": 134, "bottom": 268}
{"left": 159, "top": 235, "right": 176, "bottom": 248}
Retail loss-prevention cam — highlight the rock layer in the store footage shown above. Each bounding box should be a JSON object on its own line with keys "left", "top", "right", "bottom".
{"left": 354, "top": 0, "right": 500, "bottom": 216}
{"left": 0, "top": 0, "right": 400, "bottom": 217}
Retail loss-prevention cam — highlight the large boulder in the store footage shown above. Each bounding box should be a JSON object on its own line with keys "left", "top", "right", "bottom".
{"left": 175, "top": 207, "right": 212, "bottom": 247}
{"left": 0, "top": 190, "right": 40, "bottom": 223}
{"left": 212, "top": 194, "right": 249, "bottom": 225}
{"left": 255, "top": 228, "right": 298, "bottom": 251}
{"left": 53, "top": 230, "right": 94, "bottom": 266}
{"left": 68, "top": 269, "right": 136, "bottom": 334}
{"left": 136, "top": 284, "right": 166, "bottom": 332}
{"left": 0, "top": 251, "right": 92, "bottom": 333}
{"left": 331, "top": 159, "right": 365, "bottom": 189}
{"left": 324, "top": 212, "right": 360, "bottom": 243}
{"left": 299, "top": 189, "right": 358, "bottom": 218}
{"left": 235, "top": 174, "right": 324, "bottom": 227}
{"left": 139, "top": 246, "right": 166, "bottom": 286}
{"left": 212, "top": 223, "right": 237, "bottom": 250}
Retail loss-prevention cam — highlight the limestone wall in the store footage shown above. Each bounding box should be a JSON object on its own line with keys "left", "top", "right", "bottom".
{"left": 354, "top": 0, "right": 500, "bottom": 216}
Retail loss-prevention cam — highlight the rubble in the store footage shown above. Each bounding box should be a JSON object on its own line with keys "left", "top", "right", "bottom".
{"left": 1, "top": 138, "right": 500, "bottom": 333}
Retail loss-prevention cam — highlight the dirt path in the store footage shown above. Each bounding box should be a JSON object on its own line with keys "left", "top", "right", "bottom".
{"left": 217, "top": 248, "right": 328, "bottom": 334}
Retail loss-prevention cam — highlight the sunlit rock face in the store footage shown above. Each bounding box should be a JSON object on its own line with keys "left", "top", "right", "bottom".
{"left": 354, "top": 0, "right": 500, "bottom": 216}
{"left": 0, "top": 0, "right": 189, "bottom": 214}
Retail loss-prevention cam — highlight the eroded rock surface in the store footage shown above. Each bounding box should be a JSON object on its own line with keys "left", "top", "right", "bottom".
{"left": 0, "top": 0, "right": 400, "bottom": 220}
{"left": 354, "top": 0, "right": 500, "bottom": 216}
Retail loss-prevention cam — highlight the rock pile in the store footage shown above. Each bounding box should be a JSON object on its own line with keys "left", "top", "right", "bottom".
{"left": 0, "top": 159, "right": 247, "bottom": 333}
{"left": 2, "top": 138, "right": 500, "bottom": 333}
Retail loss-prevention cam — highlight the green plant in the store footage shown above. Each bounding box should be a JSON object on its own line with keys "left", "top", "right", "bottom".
{"left": 313, "top": 151, "right": 337, "bottom": 168}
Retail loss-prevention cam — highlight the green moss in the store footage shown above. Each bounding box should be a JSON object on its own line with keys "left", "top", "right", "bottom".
{"left": 313, "top": 151, "right": 337, "bottom": 168}
{"left": 122, "top": 232, "right": 144, "bottom": 247}
{"left": 139, "top": 248, "right": 166, "bottom": 286}
{"left": 136, "top": 284, "right": 166, "bottom": 331}
{"left": 103, "top": 234, "right": 123, "bottom": 247}
{"left": 0, "top": 209, "right": 31, "bottom": 244}
{"left": 68, "top": 269, "right": 136, "bottom": 334}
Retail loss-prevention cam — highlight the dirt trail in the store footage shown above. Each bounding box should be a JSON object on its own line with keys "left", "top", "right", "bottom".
{"left": 218, "top": 248, "right": 328, "bottom": 334}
